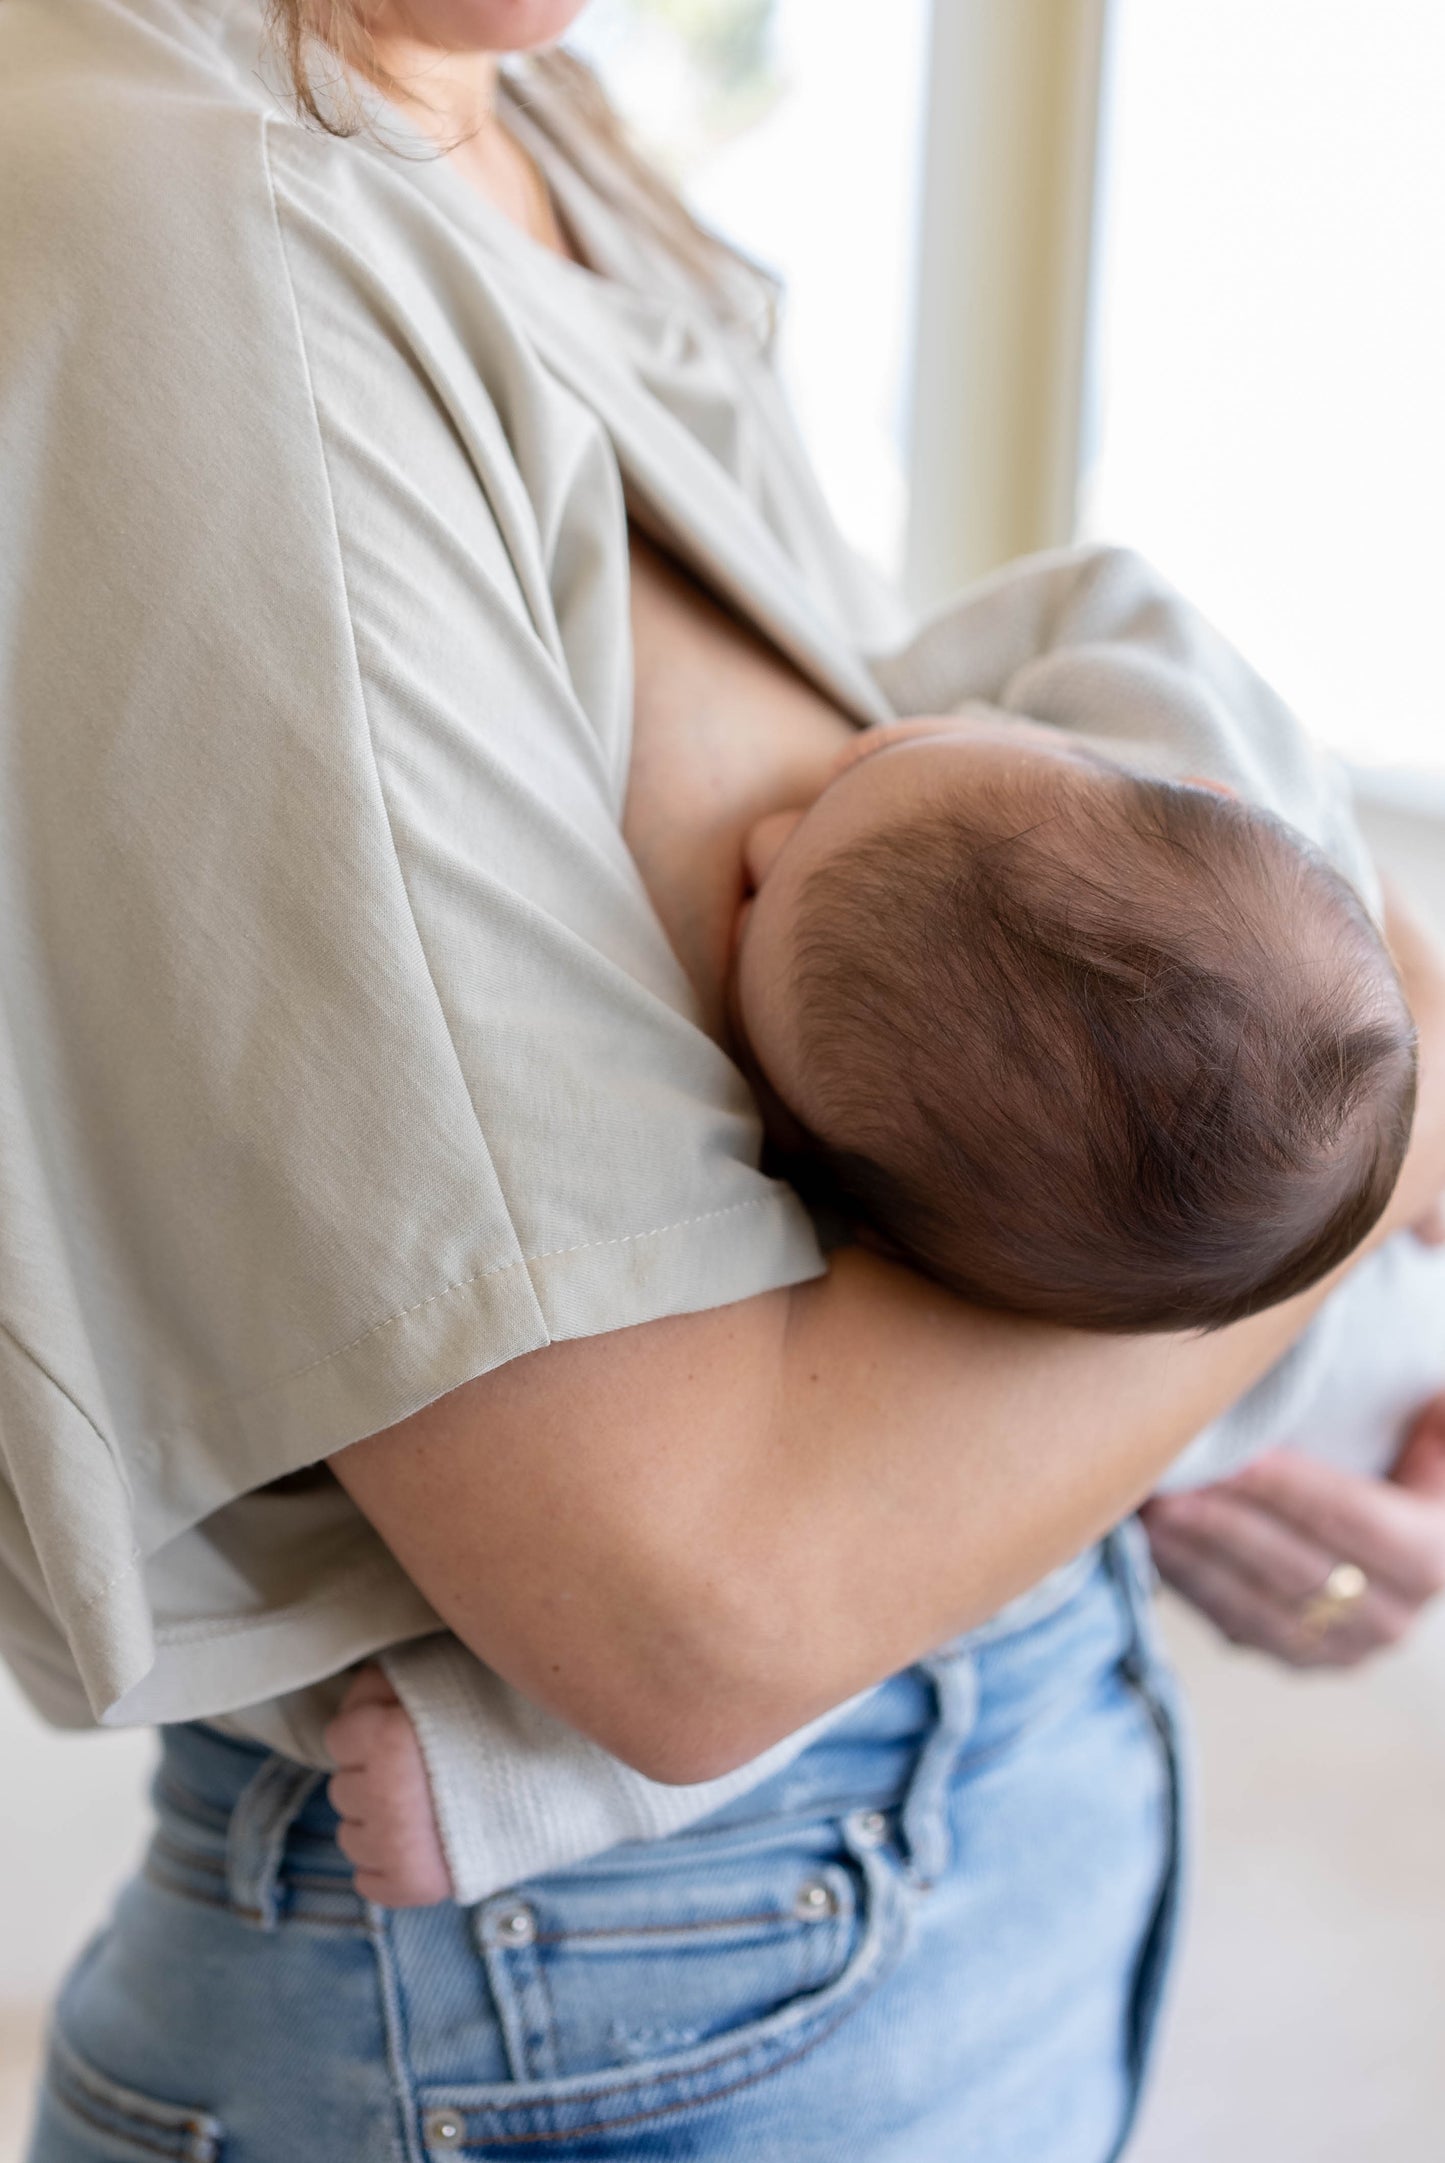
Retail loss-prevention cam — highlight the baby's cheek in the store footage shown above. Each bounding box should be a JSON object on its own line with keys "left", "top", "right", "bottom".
{"left": 743, "top": 807, "right": 807, "bottom": 886}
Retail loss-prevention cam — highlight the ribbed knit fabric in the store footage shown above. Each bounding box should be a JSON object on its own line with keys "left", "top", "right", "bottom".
{"left": 383, "top": 1634, "right": 865, "bottom": 1903}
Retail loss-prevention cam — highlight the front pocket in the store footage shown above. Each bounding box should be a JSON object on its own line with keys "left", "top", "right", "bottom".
{"left": 38, "top": 2029, "right": 223, "bottom": 2163}
{"left": 416, "top": 1823, "right": 908, "bottom": 2151}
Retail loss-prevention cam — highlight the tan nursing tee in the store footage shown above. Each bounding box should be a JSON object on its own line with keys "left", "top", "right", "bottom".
{"left": 0, "top": 0, "right": 905, "bottom": 1737}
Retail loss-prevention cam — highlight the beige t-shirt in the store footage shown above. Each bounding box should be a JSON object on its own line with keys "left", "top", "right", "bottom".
{"left": 0, "top": 0, "right": 904, "bottom": 1736}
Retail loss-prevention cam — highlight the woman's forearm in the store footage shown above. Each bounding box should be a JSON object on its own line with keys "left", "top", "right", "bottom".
{"left": 334, "top": 895, "right": 1445, "bottom": 1784}
{"left": 724, "top": 1248, "right": 1357, "bottom": 1747}
{"left": 331, "top": 1230, "right": 1358, "bottom": 1785}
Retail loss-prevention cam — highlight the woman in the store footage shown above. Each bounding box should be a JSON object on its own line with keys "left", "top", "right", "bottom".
{"left": 4, "top": 2, "right": 1444, "bottom": 2157}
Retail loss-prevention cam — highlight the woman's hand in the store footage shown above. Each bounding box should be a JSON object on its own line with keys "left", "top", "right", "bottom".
{"left": 1145, "top": 889, "right": 1445, "bottom": 1667}
{"left": 1143, "top": 1392, "right": 1445, "bottom": 1667}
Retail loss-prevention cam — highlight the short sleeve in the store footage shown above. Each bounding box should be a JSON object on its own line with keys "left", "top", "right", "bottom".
{"left": 0, "top": 44, "right": 820, "bottom": 1726}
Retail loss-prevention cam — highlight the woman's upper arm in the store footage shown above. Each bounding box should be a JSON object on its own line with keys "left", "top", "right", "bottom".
{"left": 329, "top": 1238, "right": 1380, "bottom": 1784}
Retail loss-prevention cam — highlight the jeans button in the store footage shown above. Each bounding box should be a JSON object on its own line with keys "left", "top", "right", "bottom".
{"left": 794, "top": 1876, "right": 839, "bottom": 1919}
{"left": 850, "top": 1808, "right": 889, "bottom": 1849}
{"left": 424, "top": 2110, "right": 464, "bottom": 2149}
{"left": 494, "top": 1900, "right": 537, "bottom": 1946}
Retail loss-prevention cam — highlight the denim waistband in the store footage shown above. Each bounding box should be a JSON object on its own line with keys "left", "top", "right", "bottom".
{"left": 163, "top": 1527, "right": 1157, "bottom": 1932}
{"left": 39, "top": 1521, "right": 1180, "bottom": 2163}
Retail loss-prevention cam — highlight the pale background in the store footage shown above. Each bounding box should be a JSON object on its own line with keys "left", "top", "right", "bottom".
{"left": 4, "top": 3, "right": 1444, "bottom": 2156}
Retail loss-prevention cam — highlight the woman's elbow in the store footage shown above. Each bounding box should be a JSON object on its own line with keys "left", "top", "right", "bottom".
{"left": 586, "top": 1696, "right": 812, "bottom": 1788}
{"left": 547, "top": 1580, "right": 828, "bottom": 1788}
{"left": 596, "top": 1704, "right": 781, "bottom": 1788}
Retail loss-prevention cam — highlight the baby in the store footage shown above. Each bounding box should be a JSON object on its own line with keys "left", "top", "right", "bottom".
{"left": 322, "top": 544, "right": 1441, "bottom": 1906}
{"left": 732, "top": 708, "right": 1414, "bottom": 1332}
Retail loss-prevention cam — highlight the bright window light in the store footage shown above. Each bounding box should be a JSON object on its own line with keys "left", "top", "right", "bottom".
{"left": 571, "top": 0, "right": 930, "bottom": 578}
{"left": 1083, "top": 0, "right": 1445, "bottom": 773}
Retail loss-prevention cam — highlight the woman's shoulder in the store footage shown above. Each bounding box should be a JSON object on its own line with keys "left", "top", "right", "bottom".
{"left": 0, "top": 8, "right": 543, "bottom": 598}
{"left": 1, "top": 3, "right": 276, "bottom": 242}
{"left": 0, "top": 3, "right": 459, "bottom": 350}
{"left": 1, "top": 18, "right": 321, "bottom": 479}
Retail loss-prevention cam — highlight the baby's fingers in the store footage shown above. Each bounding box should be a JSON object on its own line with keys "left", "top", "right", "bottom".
{"left": 335, "top": 1661, "right": 399, "bottom": 1717}
{"left": 325, "top": 1768, "right": 381, "bottom": 1825}
{"left": 323, "top": 1664, "right": 403, "bottom": 1771}
{"left": 331, "top": 1781, "right": 453, "bottom": 1909}
{"left": 323, "top": 1698, "right": 398, "bottom": 1773}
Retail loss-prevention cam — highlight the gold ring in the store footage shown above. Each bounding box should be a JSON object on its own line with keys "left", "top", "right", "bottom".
{"left": 1297, "top": 1561, "right": 1369, "bottom": 1643}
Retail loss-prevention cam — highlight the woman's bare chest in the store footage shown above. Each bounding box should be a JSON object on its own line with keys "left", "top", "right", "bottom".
{"left": 623, "top": 536, "right": 856, "bottom": 1036}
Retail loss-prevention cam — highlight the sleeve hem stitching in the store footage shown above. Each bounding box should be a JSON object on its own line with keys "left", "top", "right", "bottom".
{"left": 228, "top": 1193, "right": 783, "bottom": 1400}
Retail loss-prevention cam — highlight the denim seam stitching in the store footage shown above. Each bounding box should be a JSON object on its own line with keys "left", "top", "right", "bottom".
{"left": 436, "top": 1983, "right": 896, "bottom": 2149}
{"left": 150, "top": 1832, "right": 359, "bottom": 1894}
{"left": 141, "top": 1862, "right": 250, "bottom": 1916}
{"left": 429, "top": 1858, "right": 909, "bottom": 2143}
{"left": 153, "top": 1773, "right": 230, "bottom": 1832}
{"left": 50, "top": 2068, "right": 212, "bottom": 2163}
{"left": 368, "top": 1905, "right": 428, "bottom": 2163}
{"left": 150, "top": 1836, "right": 225, "bottom": 1877}
{"left": 142, "top": 1859, "right": 367, "bottom": 1932}
{"left": 525, "top": 1907, "right": 819, "bottom": 1945}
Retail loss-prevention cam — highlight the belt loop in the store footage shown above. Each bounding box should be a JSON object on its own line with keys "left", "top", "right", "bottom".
{"left": 899, "top": 1653, "right": 980, "bottom": 1888}
{"left": 225, "top": 1754, "right": 324, "bottom": 1930}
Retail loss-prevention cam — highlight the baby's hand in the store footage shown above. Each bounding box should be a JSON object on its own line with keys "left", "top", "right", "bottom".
{"left": 323, "top": 1663, "right": 454, "bottom": 1907}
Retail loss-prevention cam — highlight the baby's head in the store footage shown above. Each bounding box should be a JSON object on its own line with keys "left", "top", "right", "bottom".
{"left": 732, "top": 715, "right": 1417, "bottom": 1331}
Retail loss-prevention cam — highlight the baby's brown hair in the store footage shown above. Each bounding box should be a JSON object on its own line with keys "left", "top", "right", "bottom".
{"left": 788, "top": 772, "right": 1415, "bottom": 1331}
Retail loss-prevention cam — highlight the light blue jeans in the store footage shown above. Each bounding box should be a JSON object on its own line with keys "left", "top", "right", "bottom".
{"left": 26, "top": 1525, "right": 1184, "bottom": 2162}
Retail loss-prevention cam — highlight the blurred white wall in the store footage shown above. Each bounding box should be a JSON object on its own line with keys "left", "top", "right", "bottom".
{"left": 0, "top": 1672, "right": 152, "bottom": 2007}
{"left": 579, "top": 0, "right": 932, "bottom": 577}
{"left": 1134, "top": 1592, "right": 1445, "bottom": 2163}
{"left": 1085, "top": 0, "right": 1445, "bottom": 774}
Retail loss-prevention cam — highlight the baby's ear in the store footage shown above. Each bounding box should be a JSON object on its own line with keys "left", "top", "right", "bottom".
{"left": 1182, "top": 772, "right": 1238, "bottom": 799}
{"left": 742, "top": 807, "right": 806, "bottom": 889}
